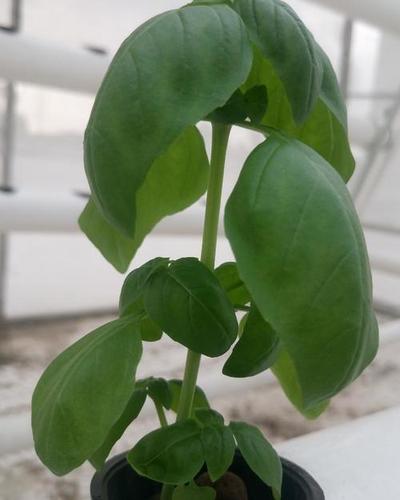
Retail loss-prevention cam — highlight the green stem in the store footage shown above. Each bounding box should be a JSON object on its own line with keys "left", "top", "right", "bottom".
{"left": 161, "top": 123, "right": 231, "bottom": 500}
{"left": 154, "top": 401, "right": 168, "bottom": 428}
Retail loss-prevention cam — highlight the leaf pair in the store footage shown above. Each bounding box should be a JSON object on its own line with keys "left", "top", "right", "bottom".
{"left": 224, "top": 134, "right": 378, "bottom": 410}
{"left": 121, "top": 257, "right": 238, "bottom": 357}
{"left": 128, "top": 410, "right": 282, "bottom": 498}
{"left": 80, "top": 2, "right": 253, "bottom": 270}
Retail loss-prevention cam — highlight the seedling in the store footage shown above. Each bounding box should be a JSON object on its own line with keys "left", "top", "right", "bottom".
{"left": 32, "top": 1, "right": 378, "bottom": 499}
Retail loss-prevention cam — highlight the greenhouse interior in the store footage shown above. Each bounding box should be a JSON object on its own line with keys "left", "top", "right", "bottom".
{"left": 0, "top": 0, "right": 399, "bottom": 499}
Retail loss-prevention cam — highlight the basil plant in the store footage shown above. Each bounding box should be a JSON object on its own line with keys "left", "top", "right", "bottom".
{"left": 32, "top": 1, "right": 378, "bottom": 499}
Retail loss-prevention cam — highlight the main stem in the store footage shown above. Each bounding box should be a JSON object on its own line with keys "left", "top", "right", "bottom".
{"left": 160, "top": 123, "right": 231, "bottom": 500}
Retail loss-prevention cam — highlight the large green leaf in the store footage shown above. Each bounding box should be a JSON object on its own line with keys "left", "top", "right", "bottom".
{"left": 230, "top": 422, "right": 282, "bottom": 499}
{"left": 233, "top": 0, "right": 323, "bottom": 124}
{"left": 223, "top": 305, "right": 281, "bottom": 378}
{"left": 90, "top": 388, "right": 147, "bottom": 469}
{"left": 128, "top": 420, "right": 204, "bottom": 484}
{"left": 32, "top": 318, "right": 143, "bottom": 475}
{"left": 241, "top": 48, "right": 354, "bottom": 181}
{"left": 144, "top": 258, "right": 238, "bottom": 357}
{"left": 84, "top": 4, "right": 252, "bottom": 235}
{"left": 79, "top": 127, "right": 208, "bottom": 272}
{"left": 225, "top": 135, "right": 378, "bottom": 408}
{"left": 272, "top": 350, "right": 329, "bottom": 419}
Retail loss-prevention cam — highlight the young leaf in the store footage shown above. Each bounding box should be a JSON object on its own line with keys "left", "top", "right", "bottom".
{"left": 207, "top": 86, "right": 268, "bottom": 125}
{"left": 272, "top": 350, "right": 329, "bottom": 419}
{"left": 168, "top": 379, "right": 210, "bottom": 413}
{"left": 230, "top": 422, "right": 282, "bottom": 499}
{"left": 79, "top": 126, "right": 208, "bottom": 272}
{"left": 119, "top": 258, "right": 169, "bottom": 317}
{"left": 90, "top": 388, "right": 147, "bottom": 469}
{"left": 32, "top": 318, "right": 143, "bottom": 475}
{"left": 173, "top": 483, "right": 216, "bottom": 500}
{"left": 144, "top": 258, "right": 238, "bottom": 357}
{"left": 195, "top": 409, "right": 236, "bottom": 482}
{"left": 147, "top": 378, "right": 172, "bottom": 410}
{"left": 214, "top": 262, "right": 251, "bottom": 307}
{"left": 128, "top": 420, "right": 203, "bottom": 484}
{"left": 225, "top": 135, "right": 378, "bottom": 408}
{"left": 241, "top": 48, "right": 354, "bottom": 182}
{"left": 233, "top": 0, "right": 323, "bottom": 124}
{"left": 84, "top": 4, "right": 252, "bottom": 236}
{"left": 223, "top": 305, "right": 281, "bottom": 378}
{"left": 138, "top": 316, "right": 163, "bottom": 342}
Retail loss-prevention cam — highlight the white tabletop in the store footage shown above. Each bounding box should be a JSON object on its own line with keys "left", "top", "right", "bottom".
{"left": 277, "top": 406, "right": 400, "bottom": 499}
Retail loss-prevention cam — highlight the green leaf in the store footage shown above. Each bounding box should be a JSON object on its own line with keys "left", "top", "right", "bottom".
{"left": 79, "top": 126, "right": 209, "bottom": 272}
{"left": 223, "top": 305, "right": 281, "bottom": 378}
{"left": 90, "top": 388, "right": 147, "bottom": 469}
{"left": 272, "top": 350, "right": 329, "bottom": 419}
{"left": 225, "top": 135, "right": 378, "bottom": 408}
{"left": 230, "top": 422, "right": 282, "bottom": 499}
{"left": 233, "top": 0, "right": 323, "bottom": 124}
{"left": 144, "top": 258, "right": 238, "bottom": 357}
{"left": 207, "top": 86, "right": 268, "bottom": 125}
{"left": 128, "top": 420, "right": 203, "bottom": 484}
{"left": 119, "top": 258, "right": 169, "bottom": 317}
{"left": 138, "top": 316, "right": 163, "bottom": 342}
{"left": 214, "top": 262, "right": 251, "bottom": 307}
{"left": 168, "top": 380, "right": 210, "bottom": 413}
{"left": 147, "top": 378, "right": 172, "bottom": 410}
{"left": 84, "top": 4, "right": 252, "bottom": 236}
{"left": 241, "top": 48, "right": 354, "bottom": 181}
{"left": 173, "top": 483, "right": 216, "bottom": 500}
{"left": 195, "top": 408, "right": 225, "bottom": 428}
{"left": 32, "top": 318, "right": 143, "bottom": 475}
{"left": 195, "top": 410, "right": 235, "bottom": 482}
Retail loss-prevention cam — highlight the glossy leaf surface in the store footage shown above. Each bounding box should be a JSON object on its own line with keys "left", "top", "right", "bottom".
{"left": 128, "top": 420, "right": 203, "bottom": 484}
{"left": 84, "top": 4, "right": 252, "bottom": 235}
{"left": 225, "top": 135, "right": 378, "bottom": 408}
{"left": 223, "top": 305, "right": 281, "bottom": 378}
{"left": 233, "top": 0, "right": 323, "bottom": 123}
{"left": 90, "top": 389, "right": 147, "bottom": 469}
{"left": 230, "top": 422, "right": 282, "bottom": 499}
{"left": 144, "top": 258, "right": 238, "bottom": 357}
{"left": 80, "top": 127, "right": 208, "bottom": 272}
{"left": 32, "top": 318, "right": 142, "bottom": 475}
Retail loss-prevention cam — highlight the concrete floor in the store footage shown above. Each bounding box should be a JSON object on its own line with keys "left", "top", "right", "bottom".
{"left": 0, "top": 314, "right": 399, "bottom": 499}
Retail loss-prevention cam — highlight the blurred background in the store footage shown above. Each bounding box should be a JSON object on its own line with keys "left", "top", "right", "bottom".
{"left": 0, "top": 0, "right": 399, "bottom": 498}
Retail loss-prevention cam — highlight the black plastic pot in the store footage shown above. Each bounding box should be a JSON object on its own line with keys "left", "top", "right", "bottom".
{"left": 91, "top": 451, "right": 324, "bottom": 500}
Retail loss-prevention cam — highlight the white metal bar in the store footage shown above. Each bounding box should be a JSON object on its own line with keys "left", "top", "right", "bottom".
{"left": 0, "top": 190, "right": 215, "bottom": 236}
{"left": 309, "top": 0, "right": 400, "bottom": 34}
{"left": 0, "top": 30, "right": 109, "bottom": 94}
